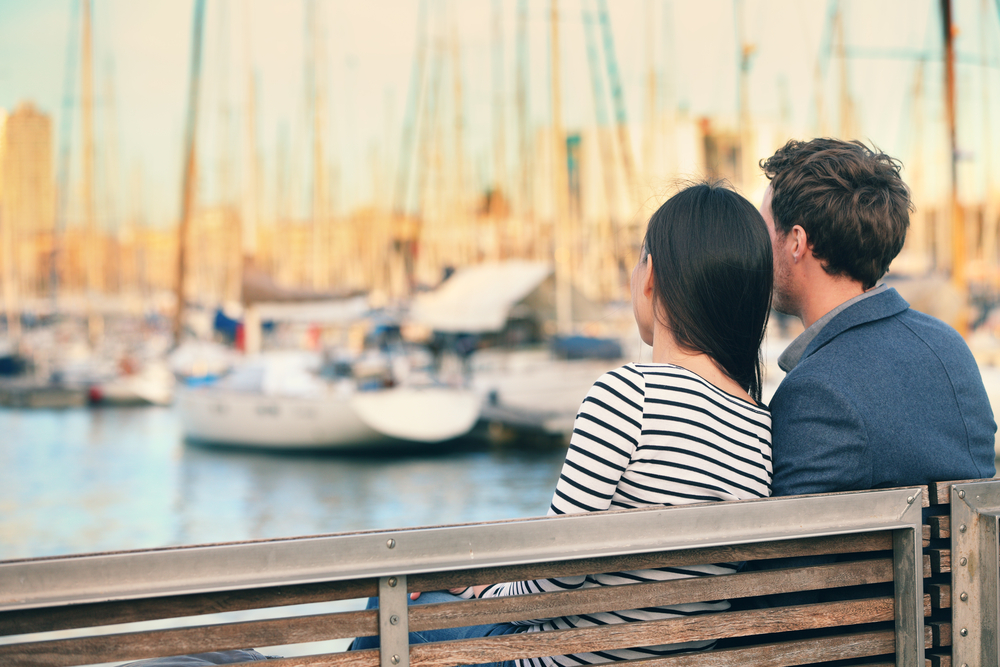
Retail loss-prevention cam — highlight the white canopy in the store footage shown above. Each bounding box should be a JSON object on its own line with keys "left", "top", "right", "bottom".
{"left": 410, "top": 262, "right": 553, "bottom": 333}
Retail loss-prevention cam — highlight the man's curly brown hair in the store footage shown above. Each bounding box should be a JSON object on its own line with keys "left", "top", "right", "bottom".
{"left": 760, "top": 138, "right": 913, "bottom": 289}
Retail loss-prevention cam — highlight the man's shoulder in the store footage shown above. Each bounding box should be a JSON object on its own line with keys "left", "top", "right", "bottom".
{"left": 805, "top": 299, "right": 972, "bottom": 366}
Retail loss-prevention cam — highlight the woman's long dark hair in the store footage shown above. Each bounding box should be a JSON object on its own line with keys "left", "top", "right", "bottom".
{"left": 641, "top": 181, "right": 773, "bottom": 402}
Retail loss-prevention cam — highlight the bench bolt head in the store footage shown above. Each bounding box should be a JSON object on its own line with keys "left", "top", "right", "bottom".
{"left": 388, "top": 577, "right": 397, "bottom": 587}
{"left": 960, "top": 592, "right": 968, "bottom": 601}
{"left": 960, "top": 524, "right": 967, "bottom": 533}
{"left": 907, "top": 496, "right": 914, "bottom": 504}
{"left": 390, "top": 614, "right": 399, "bottom": 625}
{"left": 960, "top": 628, "right": 968, "bottom": 637}
{"left": 960, "top": 557, "right": 968, "bottom": 566}
{"left": 391, "top": 655, "right": 400, "bottom": 664}
{"left": 387, "top": 539, "right": 396, "bottom": 549}
{"left": 959, "top": 490, "right": 966, "bottom": 499}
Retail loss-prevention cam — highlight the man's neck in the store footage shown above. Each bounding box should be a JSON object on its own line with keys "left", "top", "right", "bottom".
{"left": 798, "top": 278, "right": 866, "bottom": 329}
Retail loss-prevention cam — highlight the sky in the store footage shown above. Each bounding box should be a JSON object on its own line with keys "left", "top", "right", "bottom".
{"left": 0, "top": 0, "right": 997, "bottom": 230}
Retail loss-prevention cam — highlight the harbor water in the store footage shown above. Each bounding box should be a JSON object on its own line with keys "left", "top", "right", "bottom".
{"left": 0, "top": 405, "right": 567, "bottom": 562}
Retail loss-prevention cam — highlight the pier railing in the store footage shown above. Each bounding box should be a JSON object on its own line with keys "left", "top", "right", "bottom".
{"left": 1, "top": 480, "right": 994, "bottom": 667}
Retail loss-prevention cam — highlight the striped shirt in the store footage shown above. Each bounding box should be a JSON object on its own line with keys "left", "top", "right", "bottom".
{"left": 480, "top": 362, "right": 773, "bottom": 667}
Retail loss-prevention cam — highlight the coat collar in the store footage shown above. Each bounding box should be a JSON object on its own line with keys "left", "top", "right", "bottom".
{"left": 800, "top": 286, "right": 910, "bottom": 361}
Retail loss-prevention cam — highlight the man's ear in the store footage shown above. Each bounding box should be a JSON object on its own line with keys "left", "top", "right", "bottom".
{"left": 789, "top": 225, "right": 809, "bottom": 262}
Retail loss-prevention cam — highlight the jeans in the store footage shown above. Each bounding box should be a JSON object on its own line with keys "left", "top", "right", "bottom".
{"left": 350, "top": 590, "right": 519, "bottom": 667}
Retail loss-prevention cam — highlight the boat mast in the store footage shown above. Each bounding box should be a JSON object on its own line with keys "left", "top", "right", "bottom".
{"left": 581, "top": 0, "right": 620, "bottom": 299}
{"left": 550, "top": 0, "right": 572, "bottom": 334}
{"left": 81, "top": 0, "right": 102, "bottom": 345}
{"left": 173, "top": 0, "right": 206, "bottom": 347}
{"left": 242, "top": 2, "right": 258, "bottom": 282}
{"left": 52, "top": 0, "right": 81, "bottom": 314}
{"left": 596, "top": 0, "right": 636, "bottom": 210}
{"left": 941, "top": 0, "right": 966, "bottom": 334}
{"left": 306, "top": 0, "right": 328, "bottom": 291}
{"left": 734, "top": 0, "right": 756, "bottom": 191}
{"left": 515, "top": 0, "right": 533, "bottom": 256}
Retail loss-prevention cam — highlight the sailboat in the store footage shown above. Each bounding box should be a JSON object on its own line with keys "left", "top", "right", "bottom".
{"left": 177, "top": 340, "right": 482, "bottom": 450}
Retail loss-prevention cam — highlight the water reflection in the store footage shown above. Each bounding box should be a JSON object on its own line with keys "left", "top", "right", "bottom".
{"left": 0, "top": 405, "right": 566, "bottom": 560}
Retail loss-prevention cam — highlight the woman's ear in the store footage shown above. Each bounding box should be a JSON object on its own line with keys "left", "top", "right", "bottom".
{"left": 644, "top": 255, "right": 656, "bottom": 297}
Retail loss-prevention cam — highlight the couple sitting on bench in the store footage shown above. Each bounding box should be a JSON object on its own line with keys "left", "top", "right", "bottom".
{"left": 350, "top": 138, "right": 996, "bottom": 667}
{"left": 130, "top": 138, "right": 997, "bottom": 667}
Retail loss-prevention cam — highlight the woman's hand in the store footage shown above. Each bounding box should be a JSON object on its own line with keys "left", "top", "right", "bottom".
{"left": 409, "top": 587, "right": 470, "bottom": 601}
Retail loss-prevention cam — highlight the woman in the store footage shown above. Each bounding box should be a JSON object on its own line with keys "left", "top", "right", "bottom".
{"left": 353, "top": 181, "right": 774, "bottom": 666}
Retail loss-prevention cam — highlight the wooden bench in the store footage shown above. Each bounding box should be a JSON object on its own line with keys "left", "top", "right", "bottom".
{"left": 1, "top": 479, "right": 997, "bottom": 667}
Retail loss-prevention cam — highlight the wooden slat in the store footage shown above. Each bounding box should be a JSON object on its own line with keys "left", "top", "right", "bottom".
{"left": 0, "top": 578, "right": 378, "bottom": 636}
{"left": 929, "top": 583, "right": 951, "bottom": 611}
{"left": 930, "top": 621, "right": 952, "bottom": 648}
{"left": 923, "top": 524, "right": 931, "bottom": 545}
{"left": 597, "top": 629, "right": 898, "bottom": 667}
{"left": 408, "top": 559, "right": 896, "bottom": 632}
{"left": 248, "top": 648, "right": 379, "bottom": 667}
{"left": 0, "top": 608, "right": 376, "bottom": 667}
{"left": 930, "top": 549, "right": 951, "bottom": 575}
{"left": 930, "top": 515, "right": 951, "bottom": 539}
{"left": 929, "top": 479, "right": 992, "bottom": 505}
{"left": 928, "top": 651, "right": 953, "bottom": 667}
{"left": 1, "top": 559, "right": 897, "bottom": 666}
{"left": 924, "top": 553, "right": 933, "bottom": 579}
{"left": 407, "top": 597, "right": 899, "bottom": 667}
{"left": 407, "top": 531, "right": 895, "bottom": 595}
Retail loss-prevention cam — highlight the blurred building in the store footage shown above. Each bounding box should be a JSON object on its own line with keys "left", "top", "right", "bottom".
{"left": 0, "top": 102, "right": 55, "bottom": 299}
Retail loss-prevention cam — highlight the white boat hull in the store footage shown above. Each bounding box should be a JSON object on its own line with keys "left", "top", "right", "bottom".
{"left": 177, "top": 385, "right": 481, "bottom": 450}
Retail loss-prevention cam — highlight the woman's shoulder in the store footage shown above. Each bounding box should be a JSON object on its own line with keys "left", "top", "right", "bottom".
{"left": 592, "top": 362, "right": 648, "bottom": 394}
{"left": 632, "top": 362, "right": 771, "bottom": 419}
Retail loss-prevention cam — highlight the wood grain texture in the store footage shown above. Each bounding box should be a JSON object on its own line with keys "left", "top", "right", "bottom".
{"left": 929, "top": 583, "right": 951, "bottom": 611}
{"left": 930, "top": 621, "right": 952, "bottom": 648}
{"left": 252, "top": 650, "right": 381, "bottom": 667}
{"left": 407, "top": 597, "right": 898, "bottom": 667}
{"left": 928, "top": 651, "right": 953, "bottom": 667}
{"left": 407, "top": 559, "right": 896, "bottom": 631}
{"left": 406, "top": 532, "right": 894, "bottom": 595}
{"left": 0, "top": 608, "right": 376, "bottom": 667}
{"left": 929, "top": 515, "right": 951, "bottom": 539}
{"left": 563, "top": 629, "right": 898, "bottom": 667}
{"left": 0, "top": 578, "right": 378, "bottom": 636}
{"left": 930, "top": 549, "right": 951, "bottom": 575}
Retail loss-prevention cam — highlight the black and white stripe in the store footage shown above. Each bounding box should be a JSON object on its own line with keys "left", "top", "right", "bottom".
{"left": 482, "top": 363, "right": 773, "bottom": 667}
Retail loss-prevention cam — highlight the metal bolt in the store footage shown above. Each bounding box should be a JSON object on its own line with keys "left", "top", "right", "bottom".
{"left": 391, "top": 655, "right": 400, "bottom": 665}
{"left": 962, "top": 664, "right": 969, "bottom": 667}
{"left": 388, "top": 577, "right": 397, "bottom": 587}
{"left": 960, "top": 557, "right": 968, "bottom": 566}
{"left": 907, "top": 496, "right": 914, "bottom": 504}
{"left": 960, "top": 592, "right": 969, "bottom": 602}
{"left": 959, "top": 490, "right": 966, "bottom": 499}
{"left": 387, "top": 539, "right": 396, "bottom": 549}
{"left": 960, "top": 628, "right": 969, "bottom": 637}
{"left": 390, "top": 614, "right": 399, "bottom": 625}
{"left": 960, "top": 524, "right": 967, "bottom": 533}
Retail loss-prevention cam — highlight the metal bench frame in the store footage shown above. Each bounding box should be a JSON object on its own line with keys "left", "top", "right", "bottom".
{"left": 1, "top": 485, "right": 929, "bottom": 667}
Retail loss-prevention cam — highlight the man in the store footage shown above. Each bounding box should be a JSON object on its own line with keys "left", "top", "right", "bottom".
{"left": 760, "top": 138, "right": 996, "bottom": 496}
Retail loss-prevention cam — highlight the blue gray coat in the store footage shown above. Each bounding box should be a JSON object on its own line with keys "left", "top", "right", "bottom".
{"left": 769, "top": 287, "right": 996, "bottom": 496}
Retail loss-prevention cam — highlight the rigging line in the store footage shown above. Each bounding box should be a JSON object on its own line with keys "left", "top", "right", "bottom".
{"left": 53, "top": 0, "right": 81, "bottom": 303}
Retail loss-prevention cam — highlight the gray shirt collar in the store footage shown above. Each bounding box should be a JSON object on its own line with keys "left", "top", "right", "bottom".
{"left": 777, "top": 283, "right": 889, "bottom": 372}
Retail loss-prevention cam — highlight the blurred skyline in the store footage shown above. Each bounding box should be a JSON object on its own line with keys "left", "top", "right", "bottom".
{"left": 1, "top": 0, "right": 997, "bottom": 232}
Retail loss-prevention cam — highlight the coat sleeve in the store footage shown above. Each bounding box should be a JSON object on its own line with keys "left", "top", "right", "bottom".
{"left": 769, "top": 373, "right": 871, "bottom": 496}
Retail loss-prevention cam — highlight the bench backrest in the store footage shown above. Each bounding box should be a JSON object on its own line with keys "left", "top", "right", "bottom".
{"left": 3, "top": 482, "right": 985, "bottom": 667}
{"left": 923, "top": 479, "right": 1000, "bottom": 667}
